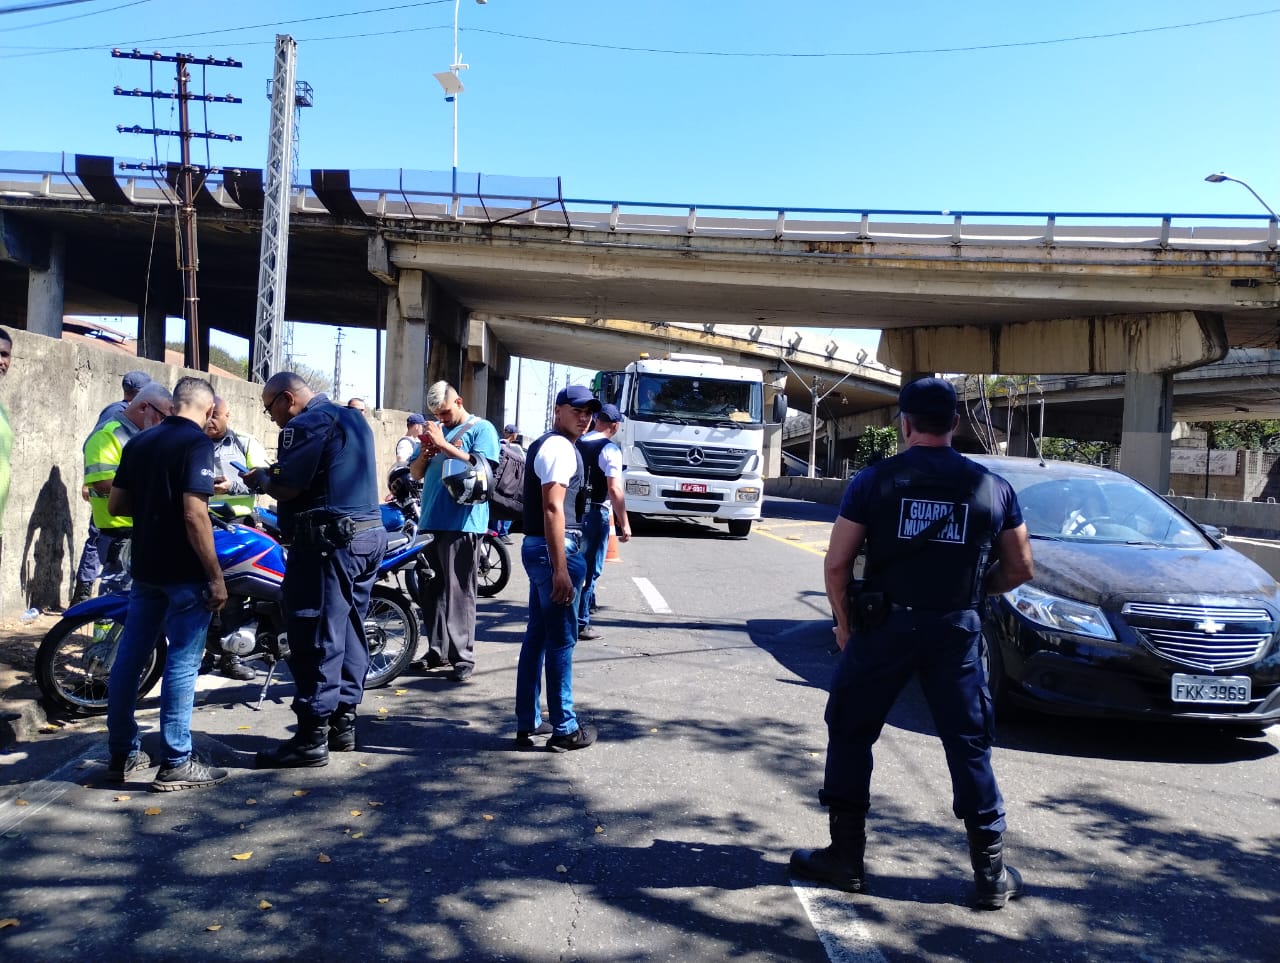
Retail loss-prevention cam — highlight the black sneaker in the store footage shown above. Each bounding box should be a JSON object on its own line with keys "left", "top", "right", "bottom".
{"left": 151, "top": 756, "right": 228, "bottom": 792}
{"left": 219, "top": 655, "right": 256, "bottom": 681}
{"left": 449, "top": 663, "right": 474, "bottom": 683}
{"left": 546, "top": 723, "right": 598, "bottom": 753}
{"left": 513, "top": 721, "right": 553, "bottom": 749}
{"left": 107, "top": 749, "right": 151, "bottom": 784}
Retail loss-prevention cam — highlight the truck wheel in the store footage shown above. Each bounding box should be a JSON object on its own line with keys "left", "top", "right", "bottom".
{"left": 727, "top": 520, "right": 752, "bottom": 538}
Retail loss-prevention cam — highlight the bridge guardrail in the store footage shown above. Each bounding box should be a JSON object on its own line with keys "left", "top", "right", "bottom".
{"left": 3, "top": 150, "right": 1278, "bottom": 252}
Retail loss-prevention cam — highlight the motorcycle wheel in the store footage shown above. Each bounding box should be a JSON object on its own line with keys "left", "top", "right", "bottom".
{"left": 363, "top": 585, "right": 418, "bottom": 689}
{"left": 476, "top": 534, "right": 510, "bottom": 598}
{"left": 35, "top": 613, "right": 165, "bottom": 716}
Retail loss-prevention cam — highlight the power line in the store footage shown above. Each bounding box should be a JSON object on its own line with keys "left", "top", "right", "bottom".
{"left": 0, "top": 0, "right": 149, "bottom": 32}
{"left": 0, "top": 0, "right": 103, "bottom": 15}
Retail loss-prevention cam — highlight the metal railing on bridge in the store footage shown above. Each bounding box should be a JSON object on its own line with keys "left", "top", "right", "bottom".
{"left": 2, "top": 150, "right": 1277, "bottom": 252}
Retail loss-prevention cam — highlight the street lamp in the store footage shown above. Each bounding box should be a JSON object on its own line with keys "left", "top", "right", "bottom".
{"left": 434, "top": 0, "right": 488, "bottom": 197}
{"left": 1204, "top": 172, "right": 1278, "bottom": 220}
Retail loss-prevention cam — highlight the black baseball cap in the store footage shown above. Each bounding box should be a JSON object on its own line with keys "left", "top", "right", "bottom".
{"left": 555, "top": 385, "right": 602, "bottom": 412}
{"left": 896, "top": 377, "right": 957, "bottom": 420}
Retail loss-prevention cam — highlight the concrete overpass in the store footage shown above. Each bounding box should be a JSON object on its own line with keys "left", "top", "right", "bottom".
{"left": 3, "top": 153, "right": 1279, "bottom": 490}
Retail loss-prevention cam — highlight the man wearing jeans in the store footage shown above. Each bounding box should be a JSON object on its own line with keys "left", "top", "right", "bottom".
{"left": 106, "top": 376, "right": 228, "bottom": 792}
{"left": 575, "top": 403, "right": 631, "bottom": 641}
{"left": 513, "top": 385, "right": 599, "bottom": 752}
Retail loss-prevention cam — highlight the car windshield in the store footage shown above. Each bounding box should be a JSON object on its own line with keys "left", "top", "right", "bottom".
{"left": 995, "top": 463, "right": 1211, "bottom": 548}
{"left": 633, "top": 374, "right": 763, "bottom": 425}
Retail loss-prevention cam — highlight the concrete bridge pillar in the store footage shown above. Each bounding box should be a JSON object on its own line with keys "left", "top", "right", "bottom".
{"left": 26, "top": 230, "right": 66, "bottom": 337}
{"left": 1120, "top": 371, "right": 1174, "bottom": 493}
{"left": 380, "top": 267, "right": 467, "bottom": 413}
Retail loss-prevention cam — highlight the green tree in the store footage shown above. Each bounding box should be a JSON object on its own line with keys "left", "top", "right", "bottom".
{"left": 1191, "top": 419, "right": 1280, "bottom": 452}
{"left": 164, "top": 341, "right": 249, "bottom": 379}
{"left": 854, "top": 425, "right": 898, "bottom": 469}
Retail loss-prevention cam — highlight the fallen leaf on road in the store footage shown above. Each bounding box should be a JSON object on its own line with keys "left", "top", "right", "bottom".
{"left": 231, "top": 851, "right": 253, "bottom": 861}
{"left": 112, "top": 795, "right": 131, "bottom": 802}
{"left": 556, "top": 864, "right": 567, "bottom": 874}
{"left": 0, "top": 918, "right": 18, "bottom": 929}
{"left": 258, "top": 899, "right": 273, "bottom": 911}
{"left": 377, "top": 707, "right": 388, "bottom": 714}
{"left": 394, "top": 689, "right": 407, "bottom": 696}
{"left": 595, "top": 825, "right": 604, "bottom": 834}
{"left": 482, "top": 814, "right": 494, "bottom": 821}
{"left": 13, "top": 799, "right": 28, "bottom": 807}
{"left": 349, "top": 810, "right": 362, "bottom": 817}
{"left": 144, "top": 807, "right": 161, "bottom": 816}
{"left": 317, "top": 853, "right": 331, "bottom": 863}
{"left": 245, "top": 798, "right": 257, "bottom": 805}
{"left": 237, "top": 726, "right": 250, "bottom": 731}
{"left": 351, "top": 832, "right": 364, "bottom": 839}
{"left": 292, "top": 789, "right": 309, "bottom": 797}
{"left": 376, "top": 898, "right": 389, "bottom": 904}
{"left": 358, "top": 762, "right": 368, "bottom": 768}
{"left": 205, "top": 924, "right": 222, "bottom": 932}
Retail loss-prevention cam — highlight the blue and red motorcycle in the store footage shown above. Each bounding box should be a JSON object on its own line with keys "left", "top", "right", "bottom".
{"left": 35, "top": 509, "right": 419, "bottom": 717}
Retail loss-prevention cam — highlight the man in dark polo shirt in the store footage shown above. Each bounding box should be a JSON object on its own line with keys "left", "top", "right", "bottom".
{"left": 106, "top": 376, "right": 228, "bottom": 792}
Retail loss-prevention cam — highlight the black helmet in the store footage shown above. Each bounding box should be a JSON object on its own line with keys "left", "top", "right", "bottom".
{"left": 387, "top": 465, "right": 419, "bottom": 503}
{"left": 441, "top": 457, "right": 490, "bottom": 506}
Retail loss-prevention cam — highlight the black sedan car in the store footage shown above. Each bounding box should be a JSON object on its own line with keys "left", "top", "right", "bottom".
{"left": 977, "top": 455, "right": 1280, "bottom": 728}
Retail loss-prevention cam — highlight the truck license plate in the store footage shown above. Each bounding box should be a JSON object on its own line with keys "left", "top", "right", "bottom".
{"left": 1170, "top": 673, "right": 1251, "bottom": 704}
{"left": 679, "top": 483, "right": 707, "bottom": 494}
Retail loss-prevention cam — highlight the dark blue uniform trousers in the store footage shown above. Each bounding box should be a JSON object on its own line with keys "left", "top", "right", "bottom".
{"left": 820, "top": 607, "right": 1007, "bottom": 834}
{"left": 282, "top": 527, "right": 387, "bottom": 722}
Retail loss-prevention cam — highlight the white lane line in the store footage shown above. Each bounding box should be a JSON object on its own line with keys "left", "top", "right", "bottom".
{"left": 631, "top": 577, "right": 672, "bottom": 614}
{"left": 0, "top": 743, "right": 100, "bottom": 835}
{"left": 791, "top": 880, "right": 888, "bottom": 963}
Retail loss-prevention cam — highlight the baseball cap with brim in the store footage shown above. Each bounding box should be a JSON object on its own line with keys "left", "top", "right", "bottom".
{"left": 503, "top": 423, "right": 519, "bottom": 434}
{"left": 596, "top": 403, "right": 624, "bottom": 423}
{"left": 555, "top": 385, "right": 602, "bottom": 412}
{"left": 896, "top": 377, "right": 957, "bottom": 420}
{"left": 122, "top": 370, "right": 152, "bottom": 393}
{"left": 407, "top": 412, "right": 426, "bottom": 426}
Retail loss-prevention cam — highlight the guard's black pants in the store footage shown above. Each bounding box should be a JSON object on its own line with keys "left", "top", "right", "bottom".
{"left": 820, "top": 607, "right": 1007, "bottom": 834}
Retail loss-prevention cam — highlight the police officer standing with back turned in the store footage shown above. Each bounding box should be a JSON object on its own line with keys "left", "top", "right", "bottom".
{"left": 243, "top": 373, "right": 388, "bottom": 769}
{"left": 790, "top": 377, "right": 1034, "bottom": 910}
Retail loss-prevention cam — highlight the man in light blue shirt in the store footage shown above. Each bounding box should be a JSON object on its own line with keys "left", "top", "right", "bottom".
{"left": 409, "top": 381, "right": 500, "bottom": 682}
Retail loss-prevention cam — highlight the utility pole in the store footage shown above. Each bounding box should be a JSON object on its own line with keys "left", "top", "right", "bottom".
{"left": 334, "top": 328, "right": 344, "bottom": 401}
{"left": 113, "top": 48, "right": 242, "bottom": 371}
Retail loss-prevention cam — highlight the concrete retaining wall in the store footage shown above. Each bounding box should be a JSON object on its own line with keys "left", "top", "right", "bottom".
{"left": 0, "top": 329, "right": 413, "bottom": 618}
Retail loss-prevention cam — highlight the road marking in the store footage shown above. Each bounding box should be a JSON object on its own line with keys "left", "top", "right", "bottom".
{"left": 756, "top": 525, "right": 829, "bottom": 557}
{"left": 791, "top": 880, "right": 889, "bottom": 963}
{"left": 0, "top": 743, "right": 99, "bottom": 835}
{"left": 632, "top": 577, "right": 672, "bottom": 614}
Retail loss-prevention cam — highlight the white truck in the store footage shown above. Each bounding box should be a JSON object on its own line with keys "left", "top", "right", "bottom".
{"left": 593, "top": 353, "right": 785, "bottom": 538}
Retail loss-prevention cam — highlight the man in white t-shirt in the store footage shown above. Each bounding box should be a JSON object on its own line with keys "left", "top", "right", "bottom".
{"left": 395, "top": 413, "right": 426, "bottom": 465}
{"left": 513, "top": 385, "right": 599, "bottom": 752}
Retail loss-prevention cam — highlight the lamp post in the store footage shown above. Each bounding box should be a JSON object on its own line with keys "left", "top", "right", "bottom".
{"left": 435, "top": 0, "right": 488, "bottom": 198}
{"left": 778, "top": 356, "right": 858, "bottom": 478}
{"left": 1204, "top": 172, "right": 1278, "bottom": 220}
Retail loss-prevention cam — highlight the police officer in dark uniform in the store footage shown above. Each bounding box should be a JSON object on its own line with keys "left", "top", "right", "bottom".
{"left": 242, "top": 372, "right": 388, "bottom": 769}
{"left": 790, "top": 377, "right": 1034, "bottom": 909}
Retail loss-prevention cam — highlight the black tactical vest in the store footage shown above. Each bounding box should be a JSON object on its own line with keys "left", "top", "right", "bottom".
{"left": 577, "top": 434, "right": 613, "bottom": 505}
{"left": 862, "top": 457, "right": 996, "bottom": 611}
{"left": 522, "top": 431, "right": 586, "bottom": 536}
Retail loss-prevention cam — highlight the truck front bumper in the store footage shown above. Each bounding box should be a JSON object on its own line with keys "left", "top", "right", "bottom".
{"left": 623, "top": 472, "right": 762, "bottom": 520}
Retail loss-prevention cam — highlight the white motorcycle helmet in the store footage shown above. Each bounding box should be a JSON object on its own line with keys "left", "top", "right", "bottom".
{"left": 441, "top": 457, "right": 491, "bottom": 506}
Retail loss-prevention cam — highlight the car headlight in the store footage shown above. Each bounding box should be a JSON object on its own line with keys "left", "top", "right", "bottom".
{"left": 1005, "top": 584, "right": 1115, "bottom": 641}
{"left": 736, "top": 487, "right": 760, "bottom": 502}
{"left": 625, "top": 479, "right": 650, "bottom": 497}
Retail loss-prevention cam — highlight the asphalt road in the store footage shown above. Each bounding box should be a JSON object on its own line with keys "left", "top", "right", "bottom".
{"left": 0, "top": 496, "right": 1277, "bottom": 963}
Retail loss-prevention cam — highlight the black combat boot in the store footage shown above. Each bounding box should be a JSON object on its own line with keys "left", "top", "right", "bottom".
{"left": 789, "top": 811, "right": 867, "bottom": 893}
{"left": 328, "top": 704, "right": 358, "bottom": 752}
{"left": 70, "top": 580, "right": 94, "bottom": 607}
{"left": 967, "top": 825, "right": 1024, "bottom": 909}
{"left": 255, "top": 714, "right": 330, "bottom": 769}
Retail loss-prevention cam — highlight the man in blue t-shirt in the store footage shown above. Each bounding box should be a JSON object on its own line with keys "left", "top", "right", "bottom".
{"left": 105, "top": 376, "right": 228, "bottom": 792}
{"left": 790, "top": 377, "right": 1034, "bottom": 910}
{"left": 409, "top": 381, "right": 500, "bottom": 682}
{"left": 245, "top": 373, "right": 388, "bottom": 769}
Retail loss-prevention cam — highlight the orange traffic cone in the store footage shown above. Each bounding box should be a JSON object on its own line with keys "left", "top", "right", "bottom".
{"left": 606, "top": 508, "right": 621, "bottom": 562}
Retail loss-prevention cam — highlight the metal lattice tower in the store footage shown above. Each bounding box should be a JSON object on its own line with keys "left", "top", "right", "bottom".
{"left": 252, "top": 34, "right": 298, "bottom": 384}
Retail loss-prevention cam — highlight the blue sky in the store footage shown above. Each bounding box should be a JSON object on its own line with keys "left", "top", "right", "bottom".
{"left": 4, "top": 0, "right": 1277, "bottom": 424}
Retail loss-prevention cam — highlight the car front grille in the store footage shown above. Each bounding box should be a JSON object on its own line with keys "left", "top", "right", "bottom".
{"left": 638, "top": 441, "right": 751, "bottom": 479}
{"left": 1121, "top": 601, "right": 1275, "bottom": 671}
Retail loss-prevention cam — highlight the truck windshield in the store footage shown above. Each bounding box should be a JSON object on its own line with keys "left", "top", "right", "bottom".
{"left": 632, "top": 374, "right": 763, "bottom": 425}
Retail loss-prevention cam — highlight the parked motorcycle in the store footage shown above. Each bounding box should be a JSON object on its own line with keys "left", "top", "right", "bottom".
{"left": 35, "top": 510, "right": 418, "bottom": 716}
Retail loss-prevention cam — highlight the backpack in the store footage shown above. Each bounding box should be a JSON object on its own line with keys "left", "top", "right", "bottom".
{"left": 489, "top": 443, "right": 526, "bottom": 521}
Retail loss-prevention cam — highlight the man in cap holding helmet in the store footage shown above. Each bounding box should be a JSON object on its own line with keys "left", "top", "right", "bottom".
{"left": 409, "top": 381, "right": 500, "bottom": 682}
{"left": 790, "top": 376, "right": 1034, "bottom": 909}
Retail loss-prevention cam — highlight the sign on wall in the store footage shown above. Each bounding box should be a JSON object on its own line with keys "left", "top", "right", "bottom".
{"left": 1169, "top": 448, "right": 1238, "bottom": 477}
